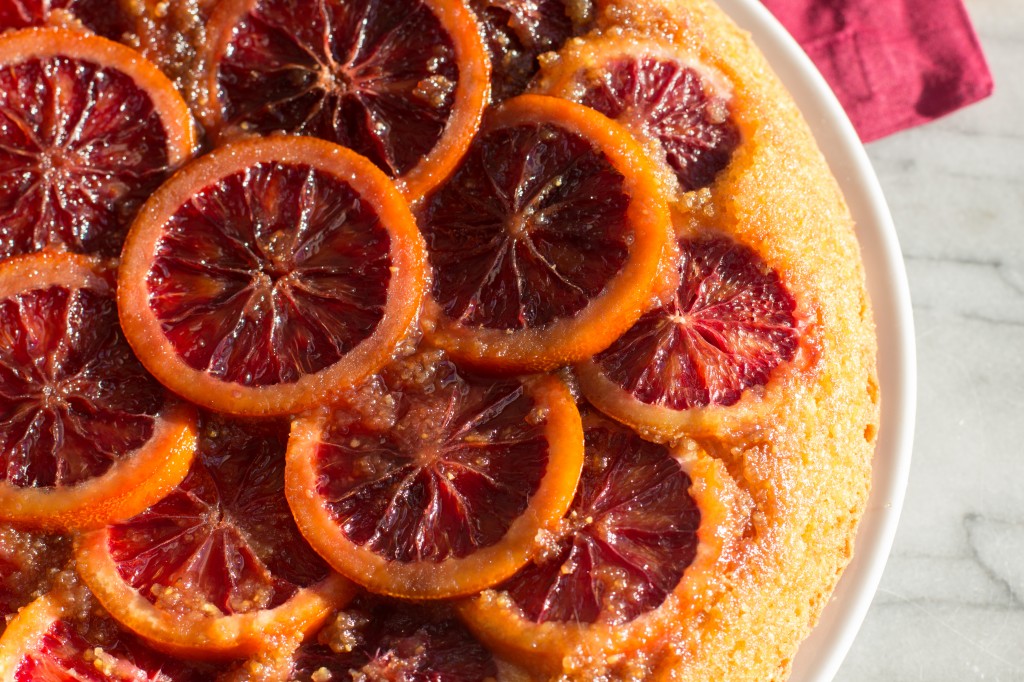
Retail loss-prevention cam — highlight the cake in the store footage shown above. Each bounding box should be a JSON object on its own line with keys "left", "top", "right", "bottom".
{"left": 0, "top": 0, "right": 878, "bottom": 680}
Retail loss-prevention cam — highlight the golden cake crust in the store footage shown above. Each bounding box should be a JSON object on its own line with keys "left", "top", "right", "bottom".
{"left": 533, "top": 1, "right": 880, "bottom": 679}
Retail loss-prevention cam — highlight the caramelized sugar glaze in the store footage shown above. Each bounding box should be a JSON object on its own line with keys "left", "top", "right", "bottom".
{"left": 0, "top": 0, "right": 877, "bottom": 680}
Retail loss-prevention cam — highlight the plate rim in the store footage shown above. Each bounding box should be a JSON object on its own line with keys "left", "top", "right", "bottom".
{"left": 709, "top": 1, "right": 918, "bottom": 680}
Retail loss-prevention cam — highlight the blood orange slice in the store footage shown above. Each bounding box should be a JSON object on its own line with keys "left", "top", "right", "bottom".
{"left": 227, "top": 598, "right": 499, "bottom": 682}
{"left": 0, "top": 251, "right": 197, "bottom": 530}
{"left": 458, "top": 411, "right": 738, "bottom": 675}
{"left": 538, "top": 35, "right": 740, "bottom": 196}
{"left": 0, "top": 27, "right": 196, "bottom": 260}
{"left": 0, "top": 0, "right": 133, "bottom": 39}
{"left": 118, "top": 135, "right": 427, "bottom": 417}
{"left": 0, "top": 589, "right": 224, "bottom": 680}
{"left": 74, "top": 415, "right": 355, "bottom": 659}
{"left": 201, "top": 0, "right": 490, "bottom": 200}
{"left": 420, "top": 94, "right": 672, "bottom": 373}
{"left": 286, "top": 352, "right": 584, "bottom": 599}
{"left": 577, "top": 234, "right": 801, "bottom": 439}
{"left": 470, "top": 0, "right": 592, "bottom": 102}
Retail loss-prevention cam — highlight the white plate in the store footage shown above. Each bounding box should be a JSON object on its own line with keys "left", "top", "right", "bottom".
{"left": 711, "top": 1, "right": 917, "bottom": 680}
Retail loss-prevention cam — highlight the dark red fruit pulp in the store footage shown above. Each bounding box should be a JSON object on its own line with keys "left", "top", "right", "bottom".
{"left": 146, "top": 162, "right": 391, "bottom": 388}
{"left": 500, "top": 419, "right": 699, "bottom": 625}
{"left": 315, "top": 359, "right": 549, "bottom": 562}
{"left": 471, "top": 0, "right": 585, "bottom": 101}
{"left": 216, "top": 0, "right": 459, "bottom": 178}
{"left": 420, "top": 122, "right": 630, "bottom": 330}
{"left": 107, "top": 417, "right": 330, "bottom": 615}
{"left": 0, "top": 54, "right": 172, "bottom": 259}
{"left": 0, "top": 0, "right": 133, "bottom": 39}
{"left": 0, "top": 0, "right": 48, "bottom": 29}
{"left": 596, "top": 235, "right": 798, "bottom": 409}
{"left": 292, "top": 598, "right": 497, "bottom": 681}
{"left": 0, "top": 285, "right": 163, "bottom": 488}
{"left": 15, "top": 618, "right": 216, "bottom": 681}
{"left": 578, "top": 56, "right": 739, "bottom": 192}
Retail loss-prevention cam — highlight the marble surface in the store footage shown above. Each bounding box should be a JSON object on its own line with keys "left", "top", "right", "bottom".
{"left": 834, "top": 1, "right": 1024, "bottom": 679}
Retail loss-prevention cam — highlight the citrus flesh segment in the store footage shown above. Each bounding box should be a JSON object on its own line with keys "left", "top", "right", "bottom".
{"left": 286, "top": 351, "right": 584, "bottom": 599}
{"left": 0, "top": 0, "right": 133, "bottom": 39}
{"left": 0, "top": 590, "right": 224, "bottom": 680}
{"left": 74, "top": 414, "right": 355, "bottom": 659}
{"left": 420, "top": 94, "right": 672, "bottom": 372}
{"left": 539, "top": 36, "right": 740, "bottom": 194}
{"left": 0, "top": 251, "right": 197, "bottom": 530}
{"left": 233, "top": 598, "right": 499, "bottom": 682}
{"left": 203, "top": 0, "right": 490, "bottom": 199}
{"left": 503, "top": 427, "right": 698, "bottom": 624}
{"left": 458, "top": 411, "right": 736, "bottom": 674}
{"left": 0, "top": 27, "right": 196, "bottom": 259}
{"left": 577, "top": 234, "right": 799, "bottom": 439}
{"left": 118, "top": 135, "right": 427, "bottom": 416}
{"left": 470, "top": 0, "right": 591, "bottom": 101}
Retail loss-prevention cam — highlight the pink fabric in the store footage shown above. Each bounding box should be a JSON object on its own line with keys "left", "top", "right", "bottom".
{"left": 761, "top": 0, "right": 994, "bottom": 142}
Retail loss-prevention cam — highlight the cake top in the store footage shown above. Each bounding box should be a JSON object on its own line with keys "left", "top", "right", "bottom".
{"left": 0, "top": 1, "right": 877, "bottom": 680}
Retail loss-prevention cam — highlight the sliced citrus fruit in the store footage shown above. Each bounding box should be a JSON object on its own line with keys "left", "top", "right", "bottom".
{"left": 75, "top": 414, "right": 356, "bottom": 659}
{"left": 577, "top": 234, "right": 801, "bottom": 439}
{"left": 538, "top": 34, "right": 740, "bottom": 196}
{"left": 118, "top": 135, "right": 427, "bottom": 417}
{"left": 0, "top": 251, "right": 197, "bottom": 530}
{"left": 0, "top": 0, "right": 133, "bottom": 39}
{"left": 286, "top": 351, "right": 584, "bottom": 599}
{"left": 458, "top": 410, "right": 738, "bottom": 675}
{"left": 0, "top": 589, "right": 225, "bottom": 680}
{"left": 0, "top": 27, "right": 197, "bottom": 260}
{"left": 0, "top": 527, "right": 70, "bottom": 629}
{"left": 470, "top": 0, "right": 592, "bottom": 102}
{"left": 226, "top": 597, "right": 499, "bottom": 682}
{"left": 201, "top": 0, "right": 491, "bottom": 200}
{"left": 420, "top": 94, "right": 672, "bottom": 373}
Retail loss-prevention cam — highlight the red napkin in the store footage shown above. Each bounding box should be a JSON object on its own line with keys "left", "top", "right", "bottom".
{"left": 761, "top": 0, "right": 994, "bottom": 142}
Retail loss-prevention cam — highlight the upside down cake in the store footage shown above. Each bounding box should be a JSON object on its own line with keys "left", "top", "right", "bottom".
{"left": 0, "top": 0, "right": 878, "bottom": 679}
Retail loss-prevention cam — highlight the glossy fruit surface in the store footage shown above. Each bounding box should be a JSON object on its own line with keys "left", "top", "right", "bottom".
{"left": 421, "top": 94, "right": 672, "bottom": 372}
{"left": 540, "top": 36, "right": 740, "bottom": 194}
{"left": 0, "top": 0, "right": 133, "bottom": 39}
{"left": 75, "top": 415, "right": 354, "bottom": 658}
{"left": 287, "top": 352, "right": 584, "bottom": 599}
{"left": 203, "top": 0, "right": 490, "bottom": 198}
{"left": 118, "top": 135, "right": 427, "bottom": 416}
{"left": 0, "top": 251, "right": 196, "bottom": 530}
{"left": 459, "top": 412, "right": 737, "bottom": 673}
{"left": 578, "top": 234, "right": 800, "bottom": 438}
{"left": 0, "top": 27, "right": 195, "bottom": 259}
{"left": 0, "top": 590, "right": 222, "bottom": 680}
